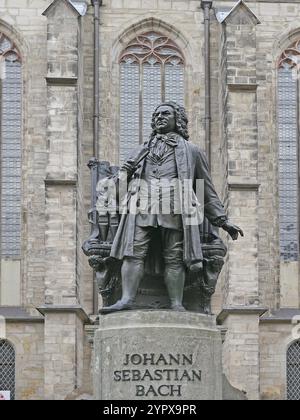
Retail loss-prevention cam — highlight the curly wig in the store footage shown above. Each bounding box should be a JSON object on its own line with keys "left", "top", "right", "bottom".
{"left": 150, "top": 101, "right": 189, "bottom": 141}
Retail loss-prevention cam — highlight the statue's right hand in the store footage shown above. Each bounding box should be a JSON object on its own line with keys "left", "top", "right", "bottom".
{"left": 121, "top": 159, "right": 136, "bottom": 174}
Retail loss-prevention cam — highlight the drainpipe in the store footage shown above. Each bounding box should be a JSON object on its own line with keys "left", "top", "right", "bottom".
{"left": 201, "top": 1, "right": 214, "bottom": 239}
{"left": 92, "top": 0, "right": 101, "bottom": 160}
{"left": 91, "top": 0, "right": 101, "bottom": 314}
{"left": 201, "top": 0, "right": 213, "bottom": 165}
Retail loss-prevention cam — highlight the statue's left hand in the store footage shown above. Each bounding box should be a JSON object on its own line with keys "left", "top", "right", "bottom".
{"left": 222, "top": 221, "right": 244, "bottom": 241}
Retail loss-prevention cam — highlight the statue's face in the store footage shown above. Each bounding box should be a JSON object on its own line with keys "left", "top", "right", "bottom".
{"left": 153, "top": 105, "right": 176, "bottom": 134}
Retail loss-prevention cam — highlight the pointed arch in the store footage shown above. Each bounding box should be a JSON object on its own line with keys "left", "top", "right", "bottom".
{"left": 111, "top": 17, "right": 192, "bottom": 67}
{"left": 115, "top": 18, "right": 189, "bottom": 163}
{"left": 274, "top": 24, "right": 300, "bottom": 65}
{"left": 0, "top": 18, "right": 27, "bottom": 59}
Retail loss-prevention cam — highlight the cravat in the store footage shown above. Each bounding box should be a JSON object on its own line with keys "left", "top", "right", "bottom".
{"left": 150, "top": 133, "right": 178, "bottom": 161}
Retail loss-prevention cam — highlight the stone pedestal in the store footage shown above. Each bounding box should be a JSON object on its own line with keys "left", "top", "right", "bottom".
{"left": 93, "top": 311, "right": 223, "bottom": 400}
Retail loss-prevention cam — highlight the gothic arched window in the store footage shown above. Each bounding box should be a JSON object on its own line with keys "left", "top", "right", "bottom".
{"left": 0, "top": 33, "right": 22, "bottom": 260}
{"left": 119, "top": 31, "right": 185, "bottom": 163}
{"left": 0, "top": 339, "right": 15, "bottom": 400}
{"left": 287, "top": 340, "right": 300, "bottom": 400}
{"left": 277, "top": 42, "right": 300, "bottom": 261}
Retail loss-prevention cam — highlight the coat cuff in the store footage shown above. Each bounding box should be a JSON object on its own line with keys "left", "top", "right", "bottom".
{"left": 212, "top": 216, "right": 228, "bottom": 227}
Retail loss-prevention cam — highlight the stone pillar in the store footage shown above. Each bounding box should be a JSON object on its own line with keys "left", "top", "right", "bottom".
{"left": 42, "top": 0, "right": 87, "bottom": 400}
{"left": 217, "top": 308, "right": 266, "bottom": 400}
{"left": 39, "top": 309, "right": 86, "bottom": 400}
{"left": 94, "top": 311, "right": 223, "bottom": 400}
{"left": 218, "top": 1, "right": 263, "bottom": 400}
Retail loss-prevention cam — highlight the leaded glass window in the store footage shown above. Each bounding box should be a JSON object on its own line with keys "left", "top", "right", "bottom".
{"left": 278, "top": 43, "right": 300, "bottom": 261}
{"left": 0, "top": 339, "right": 15, "bottom": 400}
{"left": 287, "top": 340, "right": 300, "bottom": 400}
{"left": 0, "top": 33, "right": 22, "bottom": 258}
{"left": 119, "top": 31, "right": 185, "bottom": 163}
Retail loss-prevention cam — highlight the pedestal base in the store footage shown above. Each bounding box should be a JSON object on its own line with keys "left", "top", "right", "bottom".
{"left": 93, "top": 310, "right": 223, "bottom": 400}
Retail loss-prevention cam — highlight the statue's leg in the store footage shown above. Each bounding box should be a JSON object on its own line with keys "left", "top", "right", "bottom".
{"left": 162, "top": 228, "right": 186, "bottom": 311}
{"left": 101, "top": 226, "right": 151, "bottom": 312}
{"left": 120, "top": 257, "right": 145, "bottom": 304}
{"left": 164, "top": 263, "right": 186, "bottom": 311}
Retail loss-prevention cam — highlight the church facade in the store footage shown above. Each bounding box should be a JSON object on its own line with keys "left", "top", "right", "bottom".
{"left": 0, "top": 0, "right": 299, "bottom": 400}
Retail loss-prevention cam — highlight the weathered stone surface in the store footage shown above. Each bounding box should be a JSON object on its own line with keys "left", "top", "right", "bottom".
{"left": 5, "top": 322, "right": 44, "bottom": 400}
{"left": 222, "top": 374, "right": 247, "bottom": 400}
{"left": 221, "top": 313, "right": 260, "bottom": 400}
{"left": 218, "top": 17, "right": 261, "bottom": 400}
{"left": 94, "top": 311, "right": 222, "bottom": 400}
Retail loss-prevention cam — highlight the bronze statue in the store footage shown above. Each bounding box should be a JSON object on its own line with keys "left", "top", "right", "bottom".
{"left": 83, "top": 102, "right": 243, "bottom": 313}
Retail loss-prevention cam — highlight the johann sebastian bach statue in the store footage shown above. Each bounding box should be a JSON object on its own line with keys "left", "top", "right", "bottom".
{"left": 83, "top": 102, "right": 243, "bottom": 313}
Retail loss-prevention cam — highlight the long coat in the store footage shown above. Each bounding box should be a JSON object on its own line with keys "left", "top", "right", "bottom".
{"left": 110, "top": 135, "right": 226, "bottom": 268}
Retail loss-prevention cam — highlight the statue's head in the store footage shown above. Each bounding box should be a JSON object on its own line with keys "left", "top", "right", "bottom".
{"left": 151, "top": 101, "right": 189, "bottom": 140}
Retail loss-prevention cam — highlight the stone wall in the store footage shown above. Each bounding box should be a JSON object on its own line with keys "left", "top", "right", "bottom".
{"left": 0, "top": 0, "right": 49, "bottom": 310}
{"left": 6, "top": 321, "right": 44, "bottom": 400}
{"left": 43, "top": 311, "right": 85, "bottom": 400}
{"left": 222, "top": 313, "right": 260, "bottom": 400}
{"left": 259, "top": 320, "right": 297, "bottom": 400}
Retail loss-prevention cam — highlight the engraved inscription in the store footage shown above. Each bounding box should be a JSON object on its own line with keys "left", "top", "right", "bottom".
{"left": 113, "top": 353, "right": 202, "bottom": 397}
